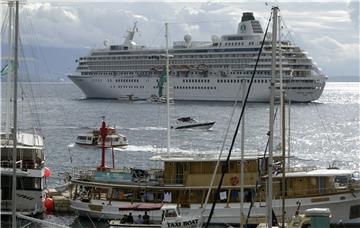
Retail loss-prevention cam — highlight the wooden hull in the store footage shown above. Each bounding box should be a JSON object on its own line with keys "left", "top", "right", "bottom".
{"left": 70, "top": 190, "right": 360, "bottom": 225}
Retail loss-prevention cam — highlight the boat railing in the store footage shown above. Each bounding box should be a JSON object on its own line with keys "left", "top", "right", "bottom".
{"left": 72, "top": 166, "right": 96, "bottom": 181}
{"left": 285, "top": 166, "right": 317, "bottom": 173}
{"left": 0, "top": 160, "right": 44, "bottom": 170}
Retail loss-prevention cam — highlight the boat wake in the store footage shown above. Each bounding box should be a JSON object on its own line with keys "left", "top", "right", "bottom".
{"left": 125, "top": 126, "right": 166, "bottom": 131}
{"left": 113, "top": 144, "right": 217, "bottom": 155}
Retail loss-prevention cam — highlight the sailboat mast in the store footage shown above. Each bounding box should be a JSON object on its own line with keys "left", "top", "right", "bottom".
{"left": 267, "top": 6, "right": 278, "bottom": 227}
{"left": 12, "top": 0, "right": 20, "bottom": 226}
{"left": 279, "top": 14, "right": 286, "bottom": 228}
{"left": 5, "top": 0, "right": 14, "bottom": 140}
{"left": 165, "top": 22, "right": 170, "bottom": 155}
{"left": 240, "top": 82, "right": 246, "bottom": 228}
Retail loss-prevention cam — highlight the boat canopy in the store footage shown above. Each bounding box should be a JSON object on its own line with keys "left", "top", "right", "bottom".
{"left": 118, "top": 203, "right": 163, "bottom": 211}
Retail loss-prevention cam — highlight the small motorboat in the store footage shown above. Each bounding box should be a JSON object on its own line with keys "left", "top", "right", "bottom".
{"left": 109, "top": 204, "right": 202, "bottom": 228}
{"left": 149, "top": 95, "right": 174, "bottom": 104}
{"left": 173, "top": 117, "right": 215, "bottom": 130}
{"left": 75, "top": 127, "right": 128, "bottom": 147}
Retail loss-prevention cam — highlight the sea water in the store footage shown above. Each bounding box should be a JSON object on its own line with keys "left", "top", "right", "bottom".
{"left": 1, "top": 82, "right": 359, "bottom": 227}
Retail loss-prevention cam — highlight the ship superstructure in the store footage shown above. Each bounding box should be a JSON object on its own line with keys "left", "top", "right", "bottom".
{"left": 68, "top": 12, "right": 327, "bottom": 102}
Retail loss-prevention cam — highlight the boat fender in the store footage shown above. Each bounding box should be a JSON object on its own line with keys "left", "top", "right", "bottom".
{"left": 44, "top": 167, "right": 51, "bottom": 178}
{"left": 44, "top": 197, "right": 54, "bottom": 212}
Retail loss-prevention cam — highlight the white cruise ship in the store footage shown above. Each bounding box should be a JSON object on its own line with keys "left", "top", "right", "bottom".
{"left": 68, "top": 12, "right": 327, "bottom": 102}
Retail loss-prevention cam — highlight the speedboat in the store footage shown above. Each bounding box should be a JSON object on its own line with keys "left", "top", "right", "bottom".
{"left": 173, "top": 117, "right": 215, "bottom": 130}
{"left": 75, "top": 127, "right": 127, "bottom": 147}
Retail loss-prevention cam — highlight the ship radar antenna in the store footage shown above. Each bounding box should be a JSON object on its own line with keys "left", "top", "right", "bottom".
{"left": 103, "top": 39, "right": 110, "bottom": 47}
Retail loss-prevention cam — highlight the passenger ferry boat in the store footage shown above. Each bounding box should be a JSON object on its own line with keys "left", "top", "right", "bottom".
{"left": 75, "top": 127, "right": 128, "bottom": 148}
{"left": 68, "top": 12, "right": 327, "bottom": 102}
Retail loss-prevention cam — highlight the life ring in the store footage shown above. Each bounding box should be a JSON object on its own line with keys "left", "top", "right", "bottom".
{"left": 230, "top": 176, "right": 240, "bottom": 186}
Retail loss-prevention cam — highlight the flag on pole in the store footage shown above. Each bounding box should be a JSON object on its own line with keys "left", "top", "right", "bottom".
{"left": 1, "top": 64, "right": 8, "bottom": 77}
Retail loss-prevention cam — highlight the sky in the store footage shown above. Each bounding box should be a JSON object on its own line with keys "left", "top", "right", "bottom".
{"left": 2, "top": 0, "right": 360, "bottom": 77}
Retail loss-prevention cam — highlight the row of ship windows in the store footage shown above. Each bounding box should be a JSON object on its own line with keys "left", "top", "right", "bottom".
{"left": 111, "top": 86, "right": 318, "bottom": 90}
{"left": 224, "top": 41, "right": 259, "bottom": 46}
{"left": 95, "top": 78, "right": 315, "bottom": 84}
{"left": 114, "top": 79, "right": 139, "bottom": 83}
{"left": 82, "top": 49, "right": 307, "bottom": 62}
{"left": 81, "top": 53, "right": 271, "bottom": 61}
{"left": 110, "top": 85, "right": 145, "bottom": 89}
{"left": 153, "top": 86, "right": 217, "bottom": 90}
{"left": 85, "top": 70, "right": 267, "bottom": 77}
{"left": 182, "top": 79, "right": 210, "bottom": 83}
{"left": 87, "top": 51, "right": 307, "bottom": 61}
{"left": 217, "top": 79, "right": 268, "bottom": 83}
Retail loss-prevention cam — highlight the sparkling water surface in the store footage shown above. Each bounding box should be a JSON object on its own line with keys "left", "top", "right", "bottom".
{"left": 1, "top": 82, "right": 359, "bottom": 227}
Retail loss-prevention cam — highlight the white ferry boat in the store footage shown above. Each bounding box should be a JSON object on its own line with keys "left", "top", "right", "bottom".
{"left": 68, "top": 12, "right": 327, "bottom": 102}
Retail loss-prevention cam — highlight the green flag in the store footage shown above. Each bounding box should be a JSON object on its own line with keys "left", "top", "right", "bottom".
{"left": 1, "top": 64, "right": 8, "bottom": 77}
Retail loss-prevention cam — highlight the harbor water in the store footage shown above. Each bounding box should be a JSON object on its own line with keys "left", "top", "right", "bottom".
{"left": 1, "top": 81, "right": 359, "bottom": 227}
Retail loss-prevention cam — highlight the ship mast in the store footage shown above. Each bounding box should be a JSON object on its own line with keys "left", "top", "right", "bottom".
{"left": 12, "top": 0, "right": 20, "bottom": 226}
{"left": 165, "top": 22, "right": 170, "bottom": 156}
{"left": 267, "top": 6, "right": 278, "bottom": 227}
{"left": 240, "top": 82, "right": 246, "bottom": 228}
{"left": 5, "top": 0, "right": 14, "bottom": 140}
{"left": 279, "top": 13, "right": 286, "bottom": 228}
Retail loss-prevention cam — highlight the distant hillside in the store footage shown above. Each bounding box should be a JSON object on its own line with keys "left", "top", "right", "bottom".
{"left": 327, "top": 75, "right": 359, "bottom": 82}
{"left": 1, "top": 44, "right": 89, "bottom": 82}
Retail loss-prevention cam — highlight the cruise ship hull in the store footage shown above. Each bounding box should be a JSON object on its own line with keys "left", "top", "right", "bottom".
{"left": 69, "top": 75, "right": 325, "bottom": 103}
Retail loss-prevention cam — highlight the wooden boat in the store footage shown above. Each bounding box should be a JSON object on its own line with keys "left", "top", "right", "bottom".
{"left": 257, "top": 206, "right": 331, "bottom": 228}
{"left": 69, "top": 151, "right": 360, "bottom": 226}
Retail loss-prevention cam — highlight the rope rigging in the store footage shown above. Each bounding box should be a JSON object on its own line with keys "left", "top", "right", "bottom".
{"left": 205, "top": 10, "right": 273, "bottom": 227}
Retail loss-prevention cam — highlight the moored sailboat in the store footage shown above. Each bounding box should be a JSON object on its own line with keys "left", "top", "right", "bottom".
{"left": 0, "top": 1, "right": 47, "bottom": 219}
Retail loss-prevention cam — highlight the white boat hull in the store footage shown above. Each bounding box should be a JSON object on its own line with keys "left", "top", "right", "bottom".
{"left": 174, "top": 122, "right": 215, "bottom": 130}
{"left": 70, "top": 191, "right": 360, "bottom": 225}
{"left": 68, "top": 75, "right": 326, "bottom": 103}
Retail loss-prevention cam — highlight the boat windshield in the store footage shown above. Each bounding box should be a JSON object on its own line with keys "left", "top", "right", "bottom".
{"left": 177, "top": 117, "right": 195, "bottom": 122}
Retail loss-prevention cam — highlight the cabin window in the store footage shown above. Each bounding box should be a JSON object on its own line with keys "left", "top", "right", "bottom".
{"left": 17, "top": 177, "right": 42, "bottom": 191}
{"left": 175, "top": 163, "right": 184, "bottom": 184}
{"left": 317, "top": 177, "right": 326, "bottom": 193}
{"left": 165, "top": 209, "right": 177, "bottom": 218}
{"left": 350, "top": 205, "right": 360, "bottom": 219}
